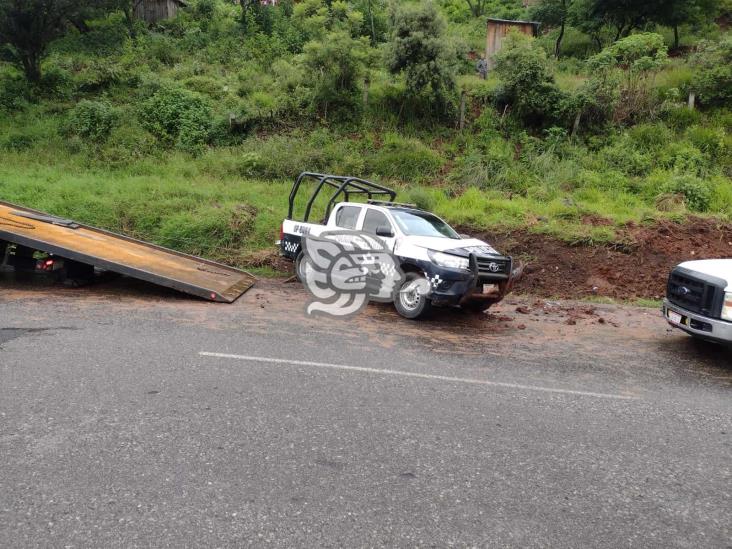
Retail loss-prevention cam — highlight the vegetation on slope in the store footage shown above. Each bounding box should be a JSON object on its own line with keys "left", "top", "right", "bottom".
{"left": 0, "top": 0, "right": 730, "bottom": 268}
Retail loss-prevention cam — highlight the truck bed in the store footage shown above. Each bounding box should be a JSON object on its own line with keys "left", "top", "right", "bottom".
{"left": 0, "top": 201, "right": 255, "bottom": 302}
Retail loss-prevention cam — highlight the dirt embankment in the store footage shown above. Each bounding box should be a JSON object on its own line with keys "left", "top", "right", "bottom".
{"left": 478, "top": 218, "right": 732, "bottom": 300}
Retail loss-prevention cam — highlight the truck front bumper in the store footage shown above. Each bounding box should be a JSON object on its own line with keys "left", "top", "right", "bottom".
{"left": 663, "top": 299, "right": 732, "bottom": 344}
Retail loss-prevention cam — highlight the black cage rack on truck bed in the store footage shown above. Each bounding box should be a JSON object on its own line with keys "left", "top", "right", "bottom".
{"left": 287, "top": 172, "right": 396, "bottom": 223}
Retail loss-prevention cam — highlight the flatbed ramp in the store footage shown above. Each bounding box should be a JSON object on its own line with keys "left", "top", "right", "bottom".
{"left": 0, "top": 201, "right": 255, "bottom": 302}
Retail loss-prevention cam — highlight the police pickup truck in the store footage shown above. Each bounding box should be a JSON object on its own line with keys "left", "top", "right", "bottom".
{"left": 278, "top": 173, "right": 520, "bottom": 319}
{"left": 663, "top": 259, "right": 732, "bottom": 344}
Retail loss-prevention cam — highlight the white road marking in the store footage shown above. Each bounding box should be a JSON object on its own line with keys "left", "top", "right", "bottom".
{"left": 199, "top": 352, "right": 639, "bottom": 401}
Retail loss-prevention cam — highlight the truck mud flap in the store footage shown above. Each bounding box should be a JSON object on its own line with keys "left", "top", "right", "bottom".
{"left": 0, "top": 201, "right": 255, "bottom": 302}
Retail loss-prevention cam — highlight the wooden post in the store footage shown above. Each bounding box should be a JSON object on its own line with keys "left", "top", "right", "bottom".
{"left": 688, "top": 92, "right": 696, "bottom": 110}
{"left": 572, "top": 111, "right": 582, "bottom": 136}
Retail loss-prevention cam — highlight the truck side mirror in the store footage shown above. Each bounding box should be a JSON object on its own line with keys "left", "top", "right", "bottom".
{"left": 376, "top": 225, "right": 394, "bottom": 238}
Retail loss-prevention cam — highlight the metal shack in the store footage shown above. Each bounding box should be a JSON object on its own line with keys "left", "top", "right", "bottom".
{"left": 134, "top": 0, "right": 188, "bottom": 24}
{"left": 486, "top": 18, "right": 540, "bottom": 69}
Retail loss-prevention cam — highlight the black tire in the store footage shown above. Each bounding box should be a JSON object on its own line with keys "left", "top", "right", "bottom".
{"left": 394, "top": 272, "right": 432, "bottom": 320}
{"left": 294, "top": 251, "right": 307, "bottom": 282}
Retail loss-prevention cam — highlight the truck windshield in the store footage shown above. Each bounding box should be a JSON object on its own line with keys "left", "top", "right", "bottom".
{"left": 391, "top": 210, "right": 460, "bottom": 239}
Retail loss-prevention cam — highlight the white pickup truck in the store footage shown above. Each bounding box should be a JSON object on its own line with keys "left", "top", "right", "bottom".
{"left": 663, "top": 259, "right": 732, "bottom": 344}
{"left": 278, "top": 173, "right": 520, "bottom": 318}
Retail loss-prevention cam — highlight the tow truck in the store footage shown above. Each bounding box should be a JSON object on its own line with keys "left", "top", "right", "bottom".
{"left": 0, "top": 200, "right": 255, "bottom": 302}
{"left": 278, "top": 172, "right": 521, "bottom": 319}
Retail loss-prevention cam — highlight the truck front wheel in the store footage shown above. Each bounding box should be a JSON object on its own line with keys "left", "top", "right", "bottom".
{"left": 395, "top": 272, "right": 432, "bottom": 320}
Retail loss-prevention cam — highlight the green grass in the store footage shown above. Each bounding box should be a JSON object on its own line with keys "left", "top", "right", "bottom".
{"left": 0, "top": 10, "right": 730, "bottom": 270}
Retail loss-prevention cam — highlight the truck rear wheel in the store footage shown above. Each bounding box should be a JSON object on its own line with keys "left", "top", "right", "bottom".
{"left": 395, "top": 272, "right": 432, "bottom": 320}
{"left": 295, "top": 251, "right": 307, "bottom": 283}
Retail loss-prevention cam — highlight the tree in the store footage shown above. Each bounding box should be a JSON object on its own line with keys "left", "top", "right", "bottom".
{"left": 465, "top": 0, "right": 488, "bottom": 17}
{"left": 386, "top": 2, "right": 458, "bottom": 111}
{"left": 653, "top": 0, "right": 720, "bottom": 49}
{"left": 294, "top": 0, "right": 374, "bottom": 119}
{"left": 111, "top": 0, "right": 144, "bottom": 38}
{"left": 569, "top": 0, "right": 658, "bottom": 47}
{"left": 531, "top": 0, "right": 573, "bottom": 57}
{"left": 0, "top": 0, "right": 85, "bottom": 82}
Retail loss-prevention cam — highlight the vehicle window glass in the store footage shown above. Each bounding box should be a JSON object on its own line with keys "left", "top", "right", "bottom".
{"left": 335, "top": 206, "right": 360, "bottom": 229}
{"left": 362, "top": 209, "right": 391, "bottom": 234}
{"left": 391, "top": 210, "right": 459, "bottom": 239}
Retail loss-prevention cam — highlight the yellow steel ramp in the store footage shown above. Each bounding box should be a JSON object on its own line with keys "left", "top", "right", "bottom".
{"left": 0, "top": 201, "right": 256, "bottom": 302}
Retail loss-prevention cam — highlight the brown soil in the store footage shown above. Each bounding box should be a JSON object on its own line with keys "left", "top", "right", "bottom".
{"left": 478, "top": 217, "right": 732, "bottom": 300}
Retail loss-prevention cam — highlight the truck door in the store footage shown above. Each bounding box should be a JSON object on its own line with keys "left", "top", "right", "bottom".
{"left": 360, "top": 209, "right": 397, "bottom": 251}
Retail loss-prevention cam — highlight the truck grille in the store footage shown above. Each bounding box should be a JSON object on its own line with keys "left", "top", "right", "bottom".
{"left": 667, "top": 269, "right": 724, "bottom": 318}
{"left": 475, "top": 256, "right": 511, "bottom": 278}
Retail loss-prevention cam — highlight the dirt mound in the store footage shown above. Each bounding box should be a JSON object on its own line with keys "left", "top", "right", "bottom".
{"left": 476, "top": 218, "right": 732, "bottom": 300}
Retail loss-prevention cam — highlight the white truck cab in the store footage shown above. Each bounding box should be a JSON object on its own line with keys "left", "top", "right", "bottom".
{"left": 663, "top": 259, "right": 732, "bottom": 344}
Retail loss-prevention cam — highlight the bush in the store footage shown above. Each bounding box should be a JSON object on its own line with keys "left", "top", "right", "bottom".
{"left": 661, "top": 106, "right": 701, "bottom": 131}
{"left": 599, "top": 139, "right": 653, "bottom": 177}
{"left": 0, "top": 72, "right": 32, "bottom": 111}
{"left": 234, "top": 130, "right": 365, "bottom": 180}
{"left": 629, "top": 123, "right": 673, "bottom": 151}
{"left": 661, "top": 142, "right": 709, "bottom": 177}
{"left": 144, "top": 34, "right": 182, "bottom": 67}
{"left": 2, "top": 134, "right": 35, "bottom": 152}
{"left": 661, "top": 175, "right": 712, "bottom": 212}
{"left": 685, "top": 125, "right": 727, "bottom": 161}
{"left": 366, "top": 133, "right": 443, "bottom": 182}
{"left": 450, "top": 141, "right": 515, "bottom": 189}
{"left": 692, "top": 37, "right": 732, "bottom": 107}
{"left": 139, "top": 86, "right": 213, "bottom": 152}
{"left": 493, "top": 32, "right": 567, "bottom": 129}
{"left": 66, "top": 100, "right": 119, "bottom": 142}
{"left": 98, "top": 123, "right": 158, "bottom": 166}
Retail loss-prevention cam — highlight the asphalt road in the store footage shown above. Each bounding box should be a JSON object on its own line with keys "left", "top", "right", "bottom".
{"left": 0, "top": 277, "right": 730, "bottom": 548}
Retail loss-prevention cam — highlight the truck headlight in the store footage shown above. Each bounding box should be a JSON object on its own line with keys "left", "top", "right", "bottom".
{"left": 722, "top": 292, "right": 732, "bottom": 322}
{"left": 428, "top": 250, "right": 469, "bottom": 271}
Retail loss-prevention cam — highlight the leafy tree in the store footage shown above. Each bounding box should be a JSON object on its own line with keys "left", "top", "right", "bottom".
{"left": 568, "top": 0, "right": 657, "bottom": 48}
{"left": 386, "top": 2, "right": 458, "bottom": 112}
{"left": 465, "top": 0, "right": 488, "bottom": 17}
{"left": 653, "top": 0, "right": 720, "bottom": 49}
{"left": 94, "top": 0, "right": 144, "bottom": 38}
{"left": 0, "top": 0, "right": 92, "bottom": 82}
{"left": 299, "top": 30, "right": 373, "bottom": 119}
{"left": 493, "top": 31, "right": 567, "bottom": 128}
{"left": 531, "top": 0, "right": 574, "bottom": 57}
{"left": 294, "top": 0, "right": 373, "bottom": 118}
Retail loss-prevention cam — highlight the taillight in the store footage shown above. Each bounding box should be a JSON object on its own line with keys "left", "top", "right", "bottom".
{"left": 279, "top": 223, "right": 284, "bottom": 241}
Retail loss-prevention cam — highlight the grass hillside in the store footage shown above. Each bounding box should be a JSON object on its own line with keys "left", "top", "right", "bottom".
{"left": 0, "top": 0, "right": 731, "bottom": 274}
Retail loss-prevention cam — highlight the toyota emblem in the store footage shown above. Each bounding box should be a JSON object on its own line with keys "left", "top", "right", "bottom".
{"left": 488, "top": 262, "right": 501, "bottom": 273}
